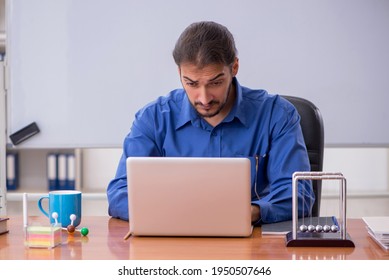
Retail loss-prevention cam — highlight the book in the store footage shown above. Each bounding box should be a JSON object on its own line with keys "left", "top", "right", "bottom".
{"left": 261, "top": 216, "right": 337, "bottom": 235}
{"left": 362, "top": 216, "right": 389, "bottom": 250}
{"left": 0, "top": 217, "right": 9, "bottom": 235}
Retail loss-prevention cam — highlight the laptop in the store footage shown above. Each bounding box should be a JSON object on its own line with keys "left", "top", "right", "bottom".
{"left": 126, "top": 157, "right": 253, "bottom": 237}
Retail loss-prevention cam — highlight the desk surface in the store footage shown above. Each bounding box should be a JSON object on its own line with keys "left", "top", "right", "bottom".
{"left": 1, "top": 216, "right": 388, "bottom": 260}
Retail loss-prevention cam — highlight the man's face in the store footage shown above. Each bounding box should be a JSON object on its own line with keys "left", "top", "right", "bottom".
{"left": 179, "top": 60, "right": 239, "bottom": 122}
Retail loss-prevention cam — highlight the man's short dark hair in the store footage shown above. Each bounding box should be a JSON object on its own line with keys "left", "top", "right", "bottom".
{"left": 173, "top": 21, "right": 237, "bottom": 68}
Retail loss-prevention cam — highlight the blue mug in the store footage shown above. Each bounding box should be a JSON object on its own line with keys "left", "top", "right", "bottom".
{"left": 38, "top": 190, "right": 82, "bottom": 227}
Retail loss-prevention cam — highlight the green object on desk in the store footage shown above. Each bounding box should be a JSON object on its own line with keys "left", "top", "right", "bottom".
{"left": 80, "top": 227, "right": 89, "bottom": 236}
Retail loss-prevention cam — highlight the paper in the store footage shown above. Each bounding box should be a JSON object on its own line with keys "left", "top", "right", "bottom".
{"left": 362, "top": 216, "right": 389, "bottom": 236}
{"left": 362, "top": 216, "right": 389, "bottom": 250}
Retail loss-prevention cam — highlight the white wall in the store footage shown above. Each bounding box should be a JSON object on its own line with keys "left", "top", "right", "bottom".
{"left": 321, "top": 148, "right": 389, "bottom": 218}
{"left": 0, "top": 0, "right": 5, "bottom": 52}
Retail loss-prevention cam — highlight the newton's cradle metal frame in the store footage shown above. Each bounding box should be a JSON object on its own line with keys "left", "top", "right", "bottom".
{"left": 285, "top": 172, "right": 355, "bottom": 247}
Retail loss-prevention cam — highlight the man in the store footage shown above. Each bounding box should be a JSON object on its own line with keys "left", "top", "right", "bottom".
{"left": 107, "top": 21, "right": 314, "bottom": 225}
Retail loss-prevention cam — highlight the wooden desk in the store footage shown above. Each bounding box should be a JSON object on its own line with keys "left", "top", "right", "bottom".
{"left": 1, "top": 216, "right": 388, "bottom": 260}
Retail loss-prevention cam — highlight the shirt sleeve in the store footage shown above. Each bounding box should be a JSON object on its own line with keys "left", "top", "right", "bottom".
{"left": 252, "top": 96, "right": 314, "bottom": 224}
{"left": 107, "top": 108, "right": 162, "bottom": 220}
{"left": 106, "top": 153, "right": 130, "bottom": 220}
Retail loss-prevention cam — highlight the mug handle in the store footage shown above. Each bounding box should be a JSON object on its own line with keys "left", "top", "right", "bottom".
{"left": 37, "top": 196, "right": 50, "bottom": 218}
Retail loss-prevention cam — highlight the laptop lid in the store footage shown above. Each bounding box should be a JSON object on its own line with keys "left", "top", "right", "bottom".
{"left": 126, "top": 157, "right": 253, "bottom": 237}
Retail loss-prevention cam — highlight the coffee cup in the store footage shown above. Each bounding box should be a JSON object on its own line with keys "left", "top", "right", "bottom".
{"left": 38, "top": 190, "right": 82, "bottom": 227}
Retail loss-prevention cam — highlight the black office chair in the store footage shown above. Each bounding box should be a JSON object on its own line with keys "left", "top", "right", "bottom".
{"left": 282, "top": 95, "right": 325, "bottom": 217}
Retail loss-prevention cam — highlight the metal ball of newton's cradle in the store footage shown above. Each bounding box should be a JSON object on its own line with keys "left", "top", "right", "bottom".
{"left": 315, "top": 225, "right": 323, "bottom": 232}
{"left": 323, "top": 225, "right": 331, "bottom": 232}
{"left": 299, "top": 224, "right": 308, "bottom": 232}
{"left": 307, "top": 225, "right": 316, "bottom": 232}
{"left": 331, "top": 224, "right": 339, "bottom": 232}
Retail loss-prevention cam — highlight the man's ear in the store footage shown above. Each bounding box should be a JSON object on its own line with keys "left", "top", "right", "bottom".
{"left": 232, "top": 58, "right": 239, "bottom": 77}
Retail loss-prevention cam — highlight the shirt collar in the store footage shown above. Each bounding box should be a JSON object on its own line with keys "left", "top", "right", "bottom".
{"left": 176, "top": 77, "right": 249, "bottom": 130}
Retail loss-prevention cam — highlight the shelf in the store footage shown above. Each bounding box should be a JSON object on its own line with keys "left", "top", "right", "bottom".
{"left": 6, "top": 192, "right": 106, "bottom": 201}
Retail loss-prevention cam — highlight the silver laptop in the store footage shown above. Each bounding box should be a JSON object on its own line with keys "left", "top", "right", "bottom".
{"left": 126, "top": 157, "right": 253, "bottom": 237}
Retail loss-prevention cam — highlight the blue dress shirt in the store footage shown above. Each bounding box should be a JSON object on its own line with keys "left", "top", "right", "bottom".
{"left": 107, "top": 78, "right": 314, "bottom": 224}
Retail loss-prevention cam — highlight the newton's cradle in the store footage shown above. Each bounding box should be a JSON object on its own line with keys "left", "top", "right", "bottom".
{"left": 285, "top": 172, "right": 355, "bottom": 247}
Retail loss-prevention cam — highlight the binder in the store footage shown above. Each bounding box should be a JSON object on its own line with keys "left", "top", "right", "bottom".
{"left": 65, "top": 153, "right": 76, "bottom": 190}
{"left": 6, "top": 152, "right": 19, "bottom": 190}
{"left": 57, "top": 153, "right": 67, "bottom": 190}
{"left": 47, "top": 153, "right": 58, "bottom": 191}
{"left": 47, "top": 152, "right": 76, "bottom": 190}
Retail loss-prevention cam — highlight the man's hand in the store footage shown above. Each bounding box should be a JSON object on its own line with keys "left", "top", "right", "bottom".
{"left": 251, "top": 204, "right": 260, "bottom": 223}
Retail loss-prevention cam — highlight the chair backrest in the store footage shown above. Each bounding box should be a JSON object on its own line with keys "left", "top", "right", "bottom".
{"left": 282, "top": 95, "right": 325, "bottom": 217}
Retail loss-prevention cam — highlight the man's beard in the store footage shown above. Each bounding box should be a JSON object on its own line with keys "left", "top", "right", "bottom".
{"left": 193, "top": 81, "right": 232, "bottom": 119}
